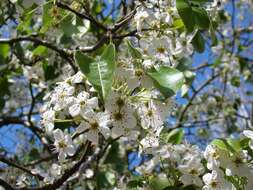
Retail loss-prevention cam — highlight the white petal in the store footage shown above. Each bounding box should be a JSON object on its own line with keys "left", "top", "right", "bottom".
{"left": 127, "top": 77, "right": 139, "bottom": 90}
{"left": 77, "top": 121, "right": 89, "bottom": 133}
{"left": 249, "top": 141, "right": 253, "bottom": 150}
{"left": 69, "top": 104, "right": 81, "bottom": 117}
{"left": 243, "top": 130, "right": 253, "bottom": 139}
{"left": 111, "top": 126, "right": 124, "bottom": 138}
{"left": 202, "top": 173, "right": 212, "bottom": 185}
{"left": 141, "top": 75, "right": 153, "bottom": 88}
{"left": 86, "top": 97, "right": 98, "bottom": 109}
{"left": 53, "top": 129, "right": 64, "bottom": 141}
{"left": 77, "top": 91, "right": 89, "bottom": 101}
{"left": 67, "top": 145, "right": 76, "bottom": 156}
{"left": 58, "top": 151, "right": 66, "bottom": 162}
{"left": 85, "top": 130, "right": 99, "bottom": 144}
{"left": 99, "top": 126, "right": 110, "bottom": 139}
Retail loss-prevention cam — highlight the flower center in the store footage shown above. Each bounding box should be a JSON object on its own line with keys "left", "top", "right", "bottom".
{"left": 234, "top": 157, "right": 243, "bottom": 167}
{"left": 114, "top": 112, "right": 123, "bottom": 121}
{"left": 135, "top": 69, "right": 143, "bottom": 77}
{"left": 211, "top": 151, "right": 219, "bottom": 159}
{"left": 51, "top": 7, "right": 59, "bottom": 17}
{"left": 116, "top": 98, "right": 125, "bottom": 108}
{"left": 157, "top": 47, "right": 166, "bottom": 54}
{"left": 143, "top": 48, "right": 148, "bottom": 54}
{"left": 58, "top": 140, "right": 67, "bottom": 149}
{"left": 210, "top": 181, "right": 218, "bottom": 188}
{"left": 147, "top": 110, "right": 153, "bottom": 117}
{"left": 189, "top": 169, "right": 198, "bottom": 175}
{"left": 90, "top": 122, "right": 99, "bottom": 130}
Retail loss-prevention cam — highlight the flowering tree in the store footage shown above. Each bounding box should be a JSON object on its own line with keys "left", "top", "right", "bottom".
{"left": 0, "top": 0, "right": 253, "bottom": 189}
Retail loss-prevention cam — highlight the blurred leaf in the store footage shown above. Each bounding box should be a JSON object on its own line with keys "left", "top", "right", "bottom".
{"left": 104, "top": 142, "right": 126, "bottom": 173}
{"left": 33, "top": 45, "right": 48, "bottom": 56}
{"left": 231, "top": 76, "right": 240, "bottom": 87}
{"left": 172, "top": 19, "right": 185, "bottom": 30}
{"left": 105, "top": 172, "right": 116, "bottom": 185}
{"left": 97, "top": 171, "right": 114, "bottom": 188}
{"left": 166, "top": 128, "right": 184, "bottom": 144}
{"left": 126, "top": 40, "right": 142, "bottom": 59}
{"left": 176, "top": 0, "right": 194, "bottom": 32}
{"left": 0, "top": 43, "right": 10, "bottom": 59}
{"left": 41, "top": 2, "right": 53, "bottom": 33}
{"left": 176, "top": 0, "right": 210, "bottom": 32}
{"left": 150, "top": 177, "right": 170, "bottom": 190}
{"left": 127, "top": 176, "right": 145, "bottom": 188}
{"left": 191, "top": 31, "right": 205, "bottom": 53}
{"left": 17, "top": 3, "right": 38, "bottom": 34}
{"left": 59, "top": 14, "right": 79, "bottom": 36}
{"left": 42, "top": 60, "right": 58, "bottom": 80}
{"left": 211, "top": 138, "right": 241, "bottom": 153}
{"left": 29, "top": 148, "right": 40, "bottom": 161}
{"left": 192, "top": 7, "right": 210, "bottom": 29}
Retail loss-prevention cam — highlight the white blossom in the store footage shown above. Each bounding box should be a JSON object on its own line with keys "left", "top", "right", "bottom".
{"left": 53, "top": 129, "right": 76, "bottom": 162}
{"left": 77, "top": 110, "right": 111, "bottom": 144}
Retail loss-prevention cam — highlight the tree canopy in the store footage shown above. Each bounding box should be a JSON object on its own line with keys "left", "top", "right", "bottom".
{"left": 0, "top": 0, "right": 253, "bottom": 189}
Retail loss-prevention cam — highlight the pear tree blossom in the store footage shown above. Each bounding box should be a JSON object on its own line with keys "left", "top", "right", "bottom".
{"left": 1, "top": 0, "right": 253, "bottom": 190}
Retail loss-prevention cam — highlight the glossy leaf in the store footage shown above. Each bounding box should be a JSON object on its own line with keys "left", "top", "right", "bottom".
{"left": 75, "top": 43, "right": 116, "bottom": 100}
{"left": 176, "top": 0, "right": 194, "bottom": 32}
{"left": 192, "top": 7, "right": 210, "bottom": 29}
{"left": 148, "top": 66, "right": 185, "bottom": 98}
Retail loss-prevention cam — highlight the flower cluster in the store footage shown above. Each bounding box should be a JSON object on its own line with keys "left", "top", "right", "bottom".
{"left": 33, "top": 0, "right": 253, "bottom": 189}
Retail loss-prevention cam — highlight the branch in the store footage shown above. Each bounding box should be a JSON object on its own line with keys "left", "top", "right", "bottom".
{"left": 0, "top": 36, "right": 77, "bottom": 72}
{"left": 17, "top": 143, "right": 92, "bottom": 190}
{"left": 174, "top": 73, "right": 220, "bottom": 128}
{"left": 56, "top": 1, "right": 107, "bottom": 31}
{"left": 0, "top": 178, "right": 15, "bottom": 190}
{"left": 0, "top": 156, "right": 44, "bottom": 180}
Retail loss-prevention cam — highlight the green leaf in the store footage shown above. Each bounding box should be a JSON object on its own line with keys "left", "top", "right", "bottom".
{"left": 172, "top": 19, "right": 185, "bottom": 30}
{"left": 33, "top": 45, "right": 48, "bottom": 56}
{"left": 240, "top": 138, "right": 250, "bottom": 149}
{"left": 59, "top": 14, "right": 79, "bottom": 36}
{"left": 97, "top": 171, "right": 114, "bottom": 188}
{"left": 190, "top": 0, "right": 208, "bottom": 3}
{"left": 41, "top": 2, "right": 53, "bottom": 33}
{"left": 166, "top": 128, "right": 184, "bottom": 144}
{"left": 176, "top": 0, "right": 195, "bottom": 32}
{"left": 231, "top": 76, "right": 240, "bottom": 87}
{"left": 176, "top": 57, "right": 192, "bottom": 72}
{"left": 0, "top": 43, "right": 10, "bottom": 59}
{"left": 0, "top": 77, "right": 10, "bottom": 96}
{"left": 226, "top": 138, "right": 241, "bottom": 152}
{"left": 150, "top": 177, "right": 170, "bottom": 190}
{"left": 17, "top": 3, "right": 38, "bottom": 34}
{"left": 42, "top": 60, "right": 58, "bottom": 80}
{"left": 105, "top": 172, "right": 116, "bottom": 185}
{"left": 147, "top": 66, "right": 185, "bottom": 98}
{"left": 127, "top": 176, "right": 144, "bottom": 188}
{"left": 176, "top": 0, "right": 210, "bottom": 32}
{"left": 126, "top": 40, "right": 142, "bottom": 59}
{"left": 104, "top": 141, "right": 126, "bottom": 172}
{"left": 211, "top": 138, "right": 240, "bottom": 153}
{"left": 28, "top": 148, "right": 40, "bottom": 161}
{"left": 192, "top": 7, "right": 210, "bottom": 29}
{"left": 191, "top": 31, "right": 205, "bottom": 53}
{"left": 54, "top": 119, "right": 74, "bottom": 130}
{"left": 75, "top": 43, "right": 116, "bottom": 100}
